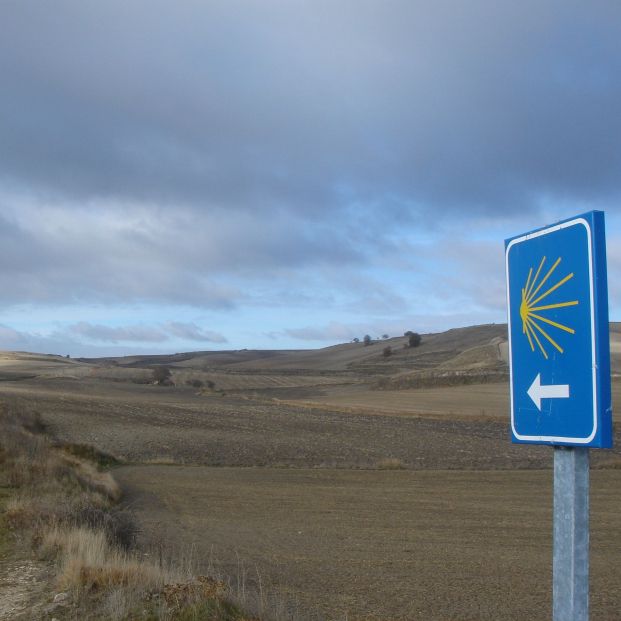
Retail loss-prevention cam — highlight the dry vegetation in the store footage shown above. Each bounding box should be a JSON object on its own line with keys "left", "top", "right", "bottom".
{"left": 0, "top": 405, "right": 254, "bottom": 620}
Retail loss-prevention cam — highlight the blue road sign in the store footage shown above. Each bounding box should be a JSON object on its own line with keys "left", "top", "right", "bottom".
{"left": 505, "top": 211, "right": 612, "bottom": 447}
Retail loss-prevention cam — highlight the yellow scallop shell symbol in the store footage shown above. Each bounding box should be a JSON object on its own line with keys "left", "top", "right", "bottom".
{"left": 519, "top": 256, "right": 578, "bottom": 359}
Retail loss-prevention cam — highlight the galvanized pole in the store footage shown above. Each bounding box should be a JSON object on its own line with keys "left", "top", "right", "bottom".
{"left": 553, "top": 446, "right": 590, "bottom": 621}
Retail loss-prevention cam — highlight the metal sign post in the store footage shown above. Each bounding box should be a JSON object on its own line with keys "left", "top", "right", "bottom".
{"left": 553, "top": 447, "right": 589, "bottom": 621}
{"left": 505, "top": 211, "right": 611, "bottom": 620}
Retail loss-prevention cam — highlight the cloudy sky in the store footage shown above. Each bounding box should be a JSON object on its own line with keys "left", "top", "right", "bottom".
{"left": 1, "top": 1, "right": 620, "bottom": 356}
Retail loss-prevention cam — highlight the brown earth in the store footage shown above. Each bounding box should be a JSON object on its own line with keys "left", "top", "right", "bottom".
{"left": 115, "top": 466, "right": 621, "bottom": 621}
{"left": 2, "top": 376, "right": 621, "bottom": 620}
{"left": 0, "top": 378, "right": 556, "bottom": 470}
{"left": 1, "top": 323, "right": 621, "bottom": 620}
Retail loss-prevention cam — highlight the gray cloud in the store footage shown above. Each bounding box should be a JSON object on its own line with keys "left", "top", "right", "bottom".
{"left": 284, "top": 322, "right": 360, "bottom": 342}
{"left": 164, "top": 322, "right": 227, "bottom": 343}
{"left": 68, "top": 322, "right": 167, "bottom": 343}
{"left": 427, "top": 238, "right": 507, "bottom": 313}
{"left": 603, "top": 233, "right": 621, "bottom": 309}
{"left": 0, "top": 2, "right": 620, "bottom": 351}
{"left": 0, "top": 203, "right": 365, "bottom": 308}
{"left": 0, "top": 323, "right": 194, "bottom": 358}
{"left": 1, "top": 1, "right": 620, "bottom": 220}
{"left": 66, "top": 321, "right": 227, "bottom": 344}
{"left": 0, "top": 324, "right": 24, "bottom": 347}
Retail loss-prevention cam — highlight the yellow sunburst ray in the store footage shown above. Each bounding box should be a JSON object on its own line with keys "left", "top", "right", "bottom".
{"left": 519, "top": 255, "right": 577, "bottom": 359}
{"left": 523, "top": 318, "right": 536, "bottom": 353}
{"left": 525, "top": 257, "right": 546, "bottom": 300}
{"left": 529, "top": 300, "right": 578, "bottom": 312}
{"left": 527, "top": 257, "right": 561, "bottom": 304}
{"left": 529, "top": 272, "right": 574, "bottom": 307}
{"left": 525, "top": 318, "right": 548, "bottom": 359}
{"left": 528, "top": 312, "right": 575, "bottom": 334}
{"left": 528, "top": 315, "right": 564, "bottom": 354}
{"left": 523, "top": 267, "right": 534, "bottom": 301}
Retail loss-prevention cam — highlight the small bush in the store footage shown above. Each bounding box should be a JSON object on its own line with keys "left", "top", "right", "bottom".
{"left": 70, "top": 505, "right": 139, "bottom": 551}
{"left": 152, "top": 366, "right": 172, "bottom": 385}
{"left": 408, "top": 332, "right": 422, "bottom": 347}
{"left": 382, "top": 346, "right": 392, "bottom": 358}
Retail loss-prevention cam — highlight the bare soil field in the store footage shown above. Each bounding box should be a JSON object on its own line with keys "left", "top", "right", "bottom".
{"left": 0, "top": 378, "right": 560, "bottom": 469}
{"left": 272, "top": 379, "right": 621, "bottom": 423}
{"left": 2, "top": 324, "right": 621, "bottom": 620}
{"left": 116, "top": 466, "right": 621, "bottom": 621}
{"left": 273, "top": 383, "right": 512, "bottom": 421}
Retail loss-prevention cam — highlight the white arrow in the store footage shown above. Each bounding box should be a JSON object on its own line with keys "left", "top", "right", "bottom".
{"left": 527, "top": 373, "right": 570, "bottom": 411}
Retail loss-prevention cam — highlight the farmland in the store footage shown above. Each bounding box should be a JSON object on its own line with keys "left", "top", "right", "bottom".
{"left": 1, "top": 324, "right": 621, "bottom": 619}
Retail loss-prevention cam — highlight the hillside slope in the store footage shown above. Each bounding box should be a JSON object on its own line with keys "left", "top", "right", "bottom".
{"left": 78, "top": 323, "right": 510, "bottom": 374}
{"left": 4, "top": 321, "right": 618, "bottom": 380}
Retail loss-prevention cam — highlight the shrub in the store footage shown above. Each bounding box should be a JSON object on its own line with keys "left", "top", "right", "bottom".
{"left": 408, "top": 332, "right": 422, "bottom": 348}
{"left": 70, "top": 505, "right": 139, "bottom": 551}
{"left": 152, "top": 366, "right": 172, "bottom": 385}
{"left": 363, "top": 334, "right": 372, "bottom": 346}
{"left": 382, "top": 346, "right": 392, "bottom": 358}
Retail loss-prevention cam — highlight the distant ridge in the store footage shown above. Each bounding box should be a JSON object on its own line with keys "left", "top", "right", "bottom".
{"left": 76, "top": 323, "right": 509, "bottom": 373}
{"left": 73, "top": 321, "right": 621, "bottom": 378}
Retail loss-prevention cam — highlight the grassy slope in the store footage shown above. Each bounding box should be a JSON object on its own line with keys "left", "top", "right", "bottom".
{"left": 0, "top": 407, "right": 252, "bottom": 621}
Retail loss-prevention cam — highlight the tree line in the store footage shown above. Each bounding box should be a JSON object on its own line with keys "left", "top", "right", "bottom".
{"left": 353, "top": 331, "right": 422, "bottom": 349}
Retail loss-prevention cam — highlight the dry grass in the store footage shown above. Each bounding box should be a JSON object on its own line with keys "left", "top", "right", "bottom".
{"left": 0, "top": 404, "right": 250, "bottom": 620}
{"left": 42, "top": 526, "right": 169, "bottom": 590}
{"left": 39, "top": 524, "right": 250, "bottom": 619}
{"left": 64, "top": 453, "right": 122, "bottom": 503}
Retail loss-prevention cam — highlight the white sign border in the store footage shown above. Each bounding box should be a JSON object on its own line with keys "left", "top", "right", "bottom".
{"left": 505, "top": 217, "right": 597, "bottom": 444}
